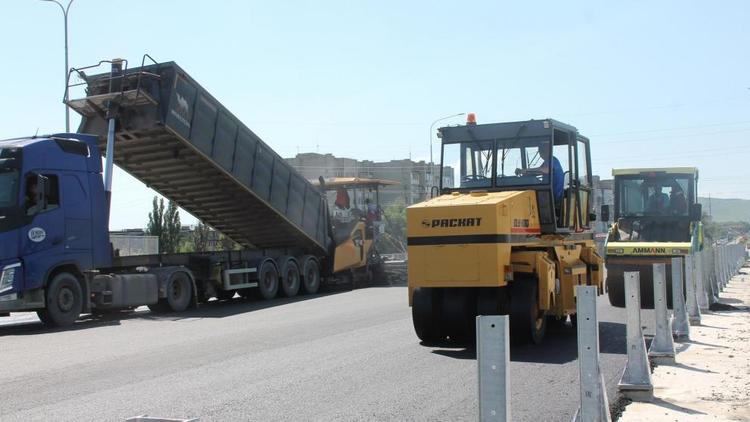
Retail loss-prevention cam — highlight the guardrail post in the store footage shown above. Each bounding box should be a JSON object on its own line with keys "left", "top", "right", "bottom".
{"left": 618, "top": 271, "right": 653, "bottom": 401}
{"left": 694, "top": 251, "right": 709, "bottom": 311}
{"left": 684, "top": 254, "right": 701, "bottom": 326}
{"left": 477, "top": 315, "right": 510, "bottom": 422}
{"left": 648, "top": 263, "right": 676, "bottom": 363}
{"left": 670, "top": 257, "right": 690, "bottom": 341}
{"left": 573, "top": 286, "right": 611, "bottom": 422}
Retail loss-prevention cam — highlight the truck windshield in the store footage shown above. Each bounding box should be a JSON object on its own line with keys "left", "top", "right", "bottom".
{"left": 441, "top": 138, "right": 551, "bottom": 190}
{"left": 617, "top": 175, "right": 692, "bottom": 217}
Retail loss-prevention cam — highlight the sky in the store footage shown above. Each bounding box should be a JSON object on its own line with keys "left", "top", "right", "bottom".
{"left": 1, "top": 0, "right": 749, "bottom": 229}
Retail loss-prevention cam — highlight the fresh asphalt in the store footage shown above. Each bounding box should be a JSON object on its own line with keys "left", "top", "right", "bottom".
{"left": 0, "top": 285, "right": 653, "bottom": 422}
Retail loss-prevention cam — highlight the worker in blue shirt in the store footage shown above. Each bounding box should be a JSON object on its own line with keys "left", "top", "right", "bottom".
{"left": 516, "top": 146, "right": 564, "bottom": 203}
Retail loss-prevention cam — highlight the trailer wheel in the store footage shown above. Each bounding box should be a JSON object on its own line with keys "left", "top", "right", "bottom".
{"left": 257, "top": 260, "right": 279, "bottom": 300}
{"left": 412, "top": 287, "right": 442, "bottom": 343}
{"left": 166, "top": 272, "right": 192, "bottom": 312}
{"left": 510, "top": 277, "right": 546, "bottom": 344}
{"left": 301, "top": 257, "right": 321, "bottom": 295}
{"left": 37, "top": 272, "right": 83, "bottom": 328}
{"left": 280, "top": 258, "right": 301, "bottom": 297}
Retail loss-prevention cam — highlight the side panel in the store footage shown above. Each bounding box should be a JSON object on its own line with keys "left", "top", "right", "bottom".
{"left": 165, "top": 72, "right": 197, "bottom": 139}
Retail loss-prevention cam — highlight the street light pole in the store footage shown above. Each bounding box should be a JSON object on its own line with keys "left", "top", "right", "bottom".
{"left": 428, "top": 112, "right": 465, "bottom": 194}
{"left": 41, "top": 0, "right": 74, "bottom": 133}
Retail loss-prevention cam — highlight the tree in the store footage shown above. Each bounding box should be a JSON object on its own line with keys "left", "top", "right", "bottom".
{"left": 218, "top": 233, "right": 239, "bottom": 251}
{"left": 146, "top": 196, "right": 182, "bottom": 254}
{"left": 190, "top": 222, "right": 212, "bottom": 252}
{"left": 383, "top": 199, "right": 407, "bottom": 240}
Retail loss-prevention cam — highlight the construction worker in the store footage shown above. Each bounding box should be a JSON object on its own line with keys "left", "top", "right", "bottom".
{"left": 25, "top": 177, "right": 41, "bottom": 215}
{"left": 516, "top": 145, "right": 564, "bottom": 203}
{"left": 669, "top": 183, "right": 688, "bottom": 215}
{"left": 334, "top": 188, "right": 350, "bottom": 210}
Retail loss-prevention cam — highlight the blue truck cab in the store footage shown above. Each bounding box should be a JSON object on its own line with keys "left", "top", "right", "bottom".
{"left": 0, "top": 133, "right": 111, "bottom": 324}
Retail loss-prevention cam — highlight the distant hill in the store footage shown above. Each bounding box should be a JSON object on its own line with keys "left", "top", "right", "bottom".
{"left": 698, "top": 197, "right": 750, "bottom": 222}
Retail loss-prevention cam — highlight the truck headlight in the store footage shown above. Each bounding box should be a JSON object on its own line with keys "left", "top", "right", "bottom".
{"left": 0, "top": 264, "right": 19, "bottom": 294}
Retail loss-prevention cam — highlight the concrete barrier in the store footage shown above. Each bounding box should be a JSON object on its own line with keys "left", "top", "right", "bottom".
{"left": 694, "top": 252, "right": 709, "bottom": 311}
{"left": 670, "top": 257, "right": 690, "bottom": 341}
{"left": 573, "top": 286, "right": 611, "bottom": 422}
{"left": 618, "top": 271, "right": 654, "bottom": 401}
{"left": 477, "top": 315, "right": 510, "bottom": 422}
{"left": 648, "top": 263, "right": 676, "bottom": 364}
{"left": 684, "top": 254, "right": 701, "bottom": 326}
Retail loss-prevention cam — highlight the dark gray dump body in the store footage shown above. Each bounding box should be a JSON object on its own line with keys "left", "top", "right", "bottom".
{"left": 74, "top": 62, "right": 329, "bottom": 254}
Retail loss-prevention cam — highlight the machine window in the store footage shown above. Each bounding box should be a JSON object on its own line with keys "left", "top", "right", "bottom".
{"left": 443, "top": 141, "right": 494, "bottom": 189}
{"left": 618, "top": 175, "right": 690, "bottom": 217}
{"left": 497, "top": 138, "right": 551, "bottom": 188}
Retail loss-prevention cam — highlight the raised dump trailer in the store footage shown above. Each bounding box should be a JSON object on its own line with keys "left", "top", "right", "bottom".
{"left": 70, "top": 60, "right": 328, "bottom": 253}
{"left": 0, "top": 58, "right": 389, "bottom": 328}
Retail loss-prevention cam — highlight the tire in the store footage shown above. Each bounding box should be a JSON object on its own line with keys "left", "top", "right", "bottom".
{"left": 606, "top": 274, "right": 626, "bottom": 308}
{"left": 165, "top": 272, "right": 192, "bottom": 312}
{"left": 301, "top": 257, "right": 321, "bottom": 295}
{"left": 280, "top": 258, "right": 301, "bottom": 297}
{"left": 37, "top": 272, "right": 83, "bottom": 328}
{"left": 510, "top": 277, "right": 546, "bottom": 344}
{"left": 441, "top": 288, "right": 475, "bottom": 344}
{"left": 215, "top": 290, "right": 236, "bottom": 301}
{"left": 257, "top": 260, "right": 279, "bottom": 300}
{"left": 477, "top": 287, "right": 507, "bottom": 316}
{"left": 412, "top": 287, "right": 442, "bottom": 342}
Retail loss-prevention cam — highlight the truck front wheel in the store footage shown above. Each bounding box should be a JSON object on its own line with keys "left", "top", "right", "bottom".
{"left": 37, "top": 272, "right": 83, "bottom": 327}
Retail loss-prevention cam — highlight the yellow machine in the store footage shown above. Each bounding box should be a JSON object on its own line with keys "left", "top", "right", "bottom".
{"left": 314, "top": 177, "right": 399, "bottom": 282}
{"left": 408, "top": 117, "right": 603, "bottom": 344}
{"left": 602, "top": 167, "right": 703, "bottom": 308}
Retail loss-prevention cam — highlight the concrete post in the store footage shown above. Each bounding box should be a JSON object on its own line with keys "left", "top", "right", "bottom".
{"left": 670, "top": 257, "right": 690, "bottom": 341}
{"left": 708, "top": 249, "right": 719, "bottom": 303}
{"left": 573, "top": 286, "right": 611, "bottom": 422}
{"left": 718, "top": 247, "right": 725, "bottom": 288}
{"left": 722, "top": 247, "right": 729, "bottom": 287}
{"left": 694, "top": 251, "right": 709, "bottom": 311}
{"left": 714, "top": 247, "right": 723, "bottom": 293}
{"left": 477, "top": 315, "right": 510, "bottom": 422}
{"left": 648, "top": 263, "right": 676, "bottom": 364}
{"left": 618, "top": 271, "right": 654, "bottom": 401}
{"left": 703, "top": 248, "right": 718, "bottom": 309}
{"left": 684, "top": 254, "right": 701, "bottom": 326}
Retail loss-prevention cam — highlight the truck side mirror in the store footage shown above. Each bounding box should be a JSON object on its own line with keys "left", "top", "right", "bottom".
{"left": 600, "top": 204, "right": 610, "bottom": 222}
{"left": 690, "top": 203, "right": 702, "bottom": 221}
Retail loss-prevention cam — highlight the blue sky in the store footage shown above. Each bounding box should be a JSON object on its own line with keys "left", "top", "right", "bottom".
{"left": 1, "top": 0, "right": 749, "bottom": 229}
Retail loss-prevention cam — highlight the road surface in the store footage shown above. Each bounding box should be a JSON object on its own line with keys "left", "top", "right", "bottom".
{"left": 0, "top": 286, "right": 643, "bottom": 421}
